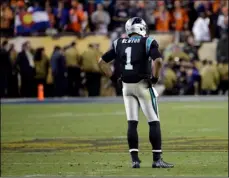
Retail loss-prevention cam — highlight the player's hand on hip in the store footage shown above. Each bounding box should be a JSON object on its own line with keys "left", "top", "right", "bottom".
{"left": 151, "top": 76, "right": 159, "bottom": 85}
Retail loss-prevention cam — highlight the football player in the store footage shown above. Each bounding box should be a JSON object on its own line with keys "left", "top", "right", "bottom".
{"left": 98, "top": 17, "right": 174, "bottom": 169}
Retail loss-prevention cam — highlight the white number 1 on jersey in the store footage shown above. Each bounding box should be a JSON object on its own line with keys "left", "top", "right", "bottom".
{"left": 125, "top": 47, "right": 133, "bottom": 70}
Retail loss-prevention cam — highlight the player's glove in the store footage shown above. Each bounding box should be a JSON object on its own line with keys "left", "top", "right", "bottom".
{"left": 117, "top": 77, "right": 122, "bottom": 88}
{"left": 110, "top": 75, "right": 122, "bottom": 88}
{"left": 151, "top": 76, "right": 159, "bottom": 85}
{"left": 110, "top": 74, "right": 117, "bottom": 83}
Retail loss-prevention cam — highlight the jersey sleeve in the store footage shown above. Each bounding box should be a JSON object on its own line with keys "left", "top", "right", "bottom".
{"left": 101, "top": 39, "right": 118, "bottom": 63}
{"left": 145, "top": 37, "right": 162, "bottom": 60}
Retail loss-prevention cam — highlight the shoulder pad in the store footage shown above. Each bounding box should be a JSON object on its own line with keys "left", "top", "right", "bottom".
{"left": 146, "top": 37, "right": 158, "bottom": 54}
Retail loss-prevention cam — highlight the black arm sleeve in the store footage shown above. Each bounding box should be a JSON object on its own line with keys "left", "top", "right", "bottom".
{"left": 149, "top": 40, "right": 162, "bottom": 61}
{"left": 101, "top": 48, "right": 116, "bottom": 63}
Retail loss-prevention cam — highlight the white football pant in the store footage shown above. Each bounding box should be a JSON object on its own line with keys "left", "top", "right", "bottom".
{"left": 122, "top": 80, "right": 160, "bottom": 122}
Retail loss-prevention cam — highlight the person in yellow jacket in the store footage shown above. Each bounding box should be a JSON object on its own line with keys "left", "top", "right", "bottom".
{"left": 217, "top": 60, "right": 228, "bottom": 95}
{"left": 80, "top": 43, "right": 102, "bottom": 96}
{"left": 64, "top": 41, "right": 81, "bottom": 96}
{"left": 162, "top": 62, "right": 178, "bottom": 95}
{"left": 200, "top": 60, "right": 220, "bottom": 95}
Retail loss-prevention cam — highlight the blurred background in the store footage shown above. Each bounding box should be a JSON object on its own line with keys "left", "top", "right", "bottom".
{"left": 0, "top": 0, "right": 228, "bottom": 98}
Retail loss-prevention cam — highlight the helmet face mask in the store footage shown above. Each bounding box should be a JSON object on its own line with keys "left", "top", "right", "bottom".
{"left": 125, "top": 17, "right": 148, "bottom": 37}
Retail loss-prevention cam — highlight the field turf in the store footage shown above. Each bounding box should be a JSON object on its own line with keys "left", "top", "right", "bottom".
{"left": 1, "top": 101, "right": 228, "bottom": 177}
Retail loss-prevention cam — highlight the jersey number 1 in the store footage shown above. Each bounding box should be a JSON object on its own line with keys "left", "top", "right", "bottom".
{"left": 125, "top": 47, "right": 133, "bottom": 70}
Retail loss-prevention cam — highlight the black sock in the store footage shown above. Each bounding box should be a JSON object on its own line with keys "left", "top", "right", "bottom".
{"left": 149, "top": 121, "right": 162, "bottom": 161}
{"left": 130, "top": 151, "right": 139, "bottom": 162}
{"left": 127, "top": 120, "right": 139, "bottom": 161}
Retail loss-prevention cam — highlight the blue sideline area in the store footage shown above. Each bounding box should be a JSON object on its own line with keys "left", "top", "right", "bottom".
{"left": 1, "top": 96, "right": 227, "bottom": 104}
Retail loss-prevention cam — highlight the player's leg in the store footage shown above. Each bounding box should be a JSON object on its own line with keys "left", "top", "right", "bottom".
{"left": 137, "top": 87, "right": 162, "bottom": 160}
{"left": 123, "top": 84, "right": 141, "bottom": 168}
{"left": 137, "top": 84, "right": 174, "bottom": 168}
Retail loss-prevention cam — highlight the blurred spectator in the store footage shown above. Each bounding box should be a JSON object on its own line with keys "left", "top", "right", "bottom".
{"left": 164, "top": 41, "right": 190, "bottom": 62}
{"left": 80, "top": 44, "right": 102, "bottom": 96}
{"left": 186, "top": 0, "right": 198, "bottom": 31}
{"left": 113, "top": 2, "right": 129, "bottom": 30}
{"left": 217, "top": 60, "right": 228, "bottom": 95}
{"left": 153, "top": 1, "right": 172, "bottom": 32}
{"left": 200, "top": 60, "right": 219, "bottom": 95}
{"left": 0, "top": 1, "right": 14, "bottom": 37}
{"left": 91, "top": 3, "right": 111, "bottom": 35}
{"left": 34, "top": 47, "right": 49, "bottom": 97}
{"left": 16, "top": 41, "right": 36, "bottom": 97}
{"left": 176, "top": 58, "right": 188, "bottom": 95}
{"left": 163, "top": 35, "right": 182, "bottom": 61}
{"left": 78, "top": 3, "right": 89, "bottom": 34}
{"left": 45, "top": 4, "right": 58, "bottom": 35}
{"left": 0, "top": 40, "right": 11, "bottom": 98}
{"left": 95, "top": 0, "right": 104, "bottom": 5}
{"left": 8, "top": 44, "right": 19, "bottom": 97}
{"left": 51, "top": 46, "right": 67, "bottom": 97}
{"left": 69, "top": 1, "right": 85, "bottom": 34}
{"left": 183, "top": 34, "right": 199, "bottom": 61}
{"left": 14, "top": 0, "right": 26, "bottom": 14}
{"left": 52, "top": 1, "right": 70, "bottom": 31}
{"left": 184, "top": 60, "right": 201, "bottom": 95}
{"left": 172, "top": 0, "right": 189, "bottom": 31}
{"left": 164, "top": 0, "right": 174, "bottom": 9}
{"left": 64, "top": 41, "right": 81, "bottom": 96}
{"left": 28, "top": 1, "right": 43, "bottom": 12}
{"left": 46, "top": 5, "right": 56, "bottom": 28}
{"left": 192, "top": 11, "right": 211, "bottom": 42}
{"left": 212, "top": 0, "right": 221, "bottom": 14}
{"left": 144, "top": 0, "right": 156, "bottom": 30}
{"left": 217, "top": 6, "right": 228, "bottom": 33}
{"left": 129, "top": 1, "right": 147, "bottom": 21}
{"left": 216, "top": 31, "right": 228, "bottom": 63}
{"left": 194, "top": 0, "right": 212, "bottom": 16}
{"left": 129, "top": 0, "right": 138, "bottom": 17}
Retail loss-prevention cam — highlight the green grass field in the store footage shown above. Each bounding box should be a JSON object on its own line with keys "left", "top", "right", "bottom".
{"left": 1, "top": 101, "right": 228, "bottom": 177}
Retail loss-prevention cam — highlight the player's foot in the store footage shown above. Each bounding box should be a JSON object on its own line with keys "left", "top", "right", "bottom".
{"left": 152, "top": 158, "right": 174, "bottom": 168}
{"left": 132, "top": 161, "right": 140, "bottom": 168}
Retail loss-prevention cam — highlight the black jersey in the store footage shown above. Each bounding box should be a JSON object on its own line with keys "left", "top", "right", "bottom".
{"left": 102, "top": 36, "right": 162, "bottom": 83}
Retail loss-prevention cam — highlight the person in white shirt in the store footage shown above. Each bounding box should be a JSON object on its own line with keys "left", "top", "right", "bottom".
{"left": 217, "top": 7, "right": 228, "bottom": 32}
{"left": 91, "top": 3, "right": 111, "bottom": 35}
{"left": 192, "top": 12, "right": 211, "bottom": 42}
